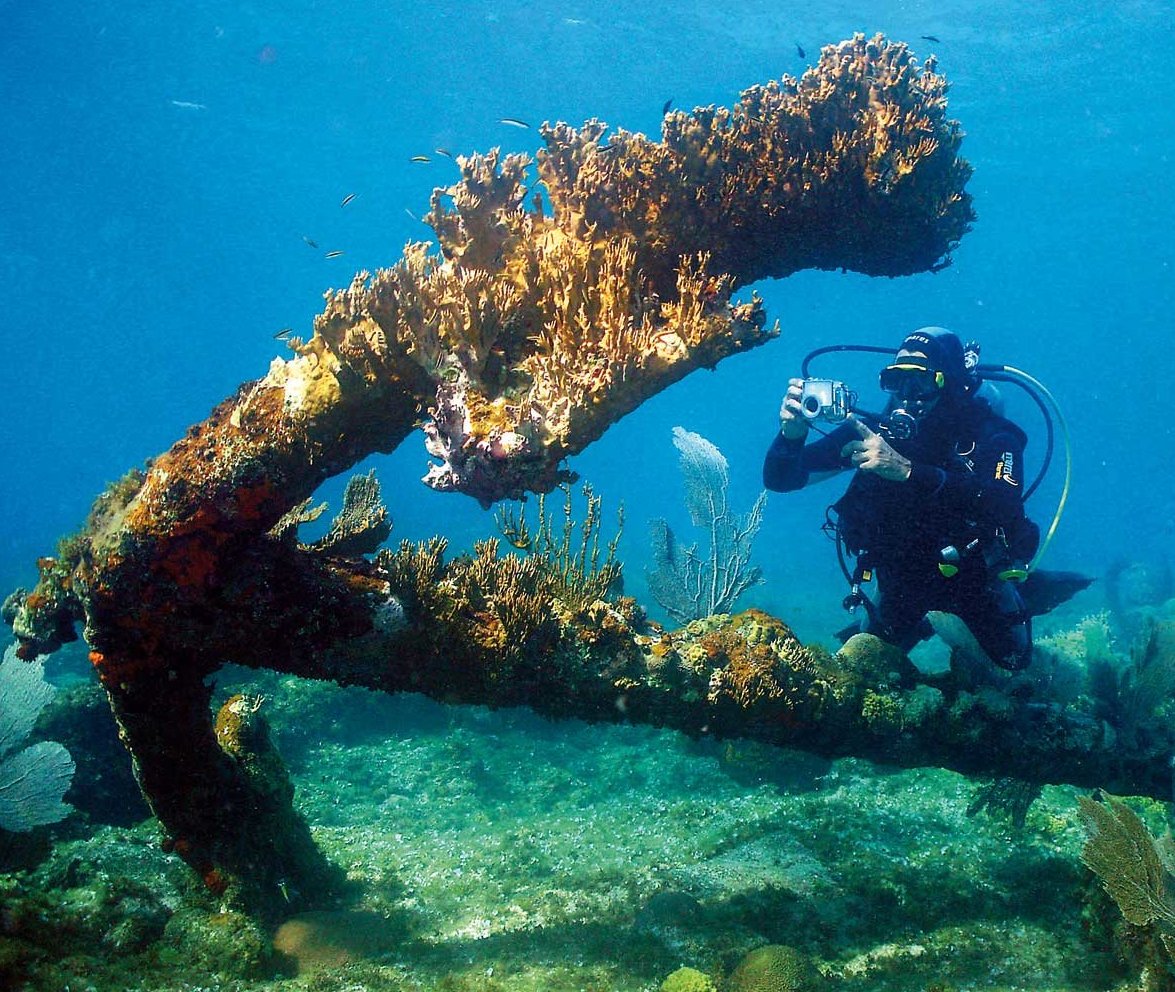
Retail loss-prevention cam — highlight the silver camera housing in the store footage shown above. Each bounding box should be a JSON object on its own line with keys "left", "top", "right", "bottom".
{"left": 799, "top": 378, "right": 853, "bottom": 422}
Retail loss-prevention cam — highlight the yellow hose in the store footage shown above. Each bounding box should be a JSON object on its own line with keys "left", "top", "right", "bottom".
{"left": 998, "top": 364, "right": 1072, "bottom": 572}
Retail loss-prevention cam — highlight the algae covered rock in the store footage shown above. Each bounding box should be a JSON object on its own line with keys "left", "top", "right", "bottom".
{"left": 161, "top": 908, "right": 280, "bottom": 979}
{"left": 729, "top": 943, "right": 822, "bottom": 992}
{"left": 661, "top": 965, "right": 718, "bottom": 992}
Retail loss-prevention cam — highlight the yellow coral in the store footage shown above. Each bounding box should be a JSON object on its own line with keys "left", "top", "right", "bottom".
{"left": 861, "top": 690, "right": 904, "bottom": 735}
{"left": 687, "top": 612, "right": 816, "bottom": 713}
{"left": 661, "top": 966, "right": 718, "bottom": 992}
{"left": 539, "top": 34, "right": 970, "bottom": 288}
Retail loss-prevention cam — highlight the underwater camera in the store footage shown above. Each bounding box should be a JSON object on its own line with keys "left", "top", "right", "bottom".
{"left": 799, "top": 378, "right": 855, "bottom": 422}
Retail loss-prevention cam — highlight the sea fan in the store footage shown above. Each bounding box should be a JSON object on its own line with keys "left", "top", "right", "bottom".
{"left": 0, "top": 643, "right": 75, "bottom": 832}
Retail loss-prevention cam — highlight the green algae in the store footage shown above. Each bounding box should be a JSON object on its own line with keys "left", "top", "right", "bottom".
{"left": 0, "top": 662, "right": 1131, "bottom": 992}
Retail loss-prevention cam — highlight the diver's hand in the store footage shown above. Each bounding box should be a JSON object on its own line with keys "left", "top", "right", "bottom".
{"left": 841, "top": 416, "right": 912, "bottom": 482}
{"left": 779, "top": 378, "right": 809, "bottom": 440}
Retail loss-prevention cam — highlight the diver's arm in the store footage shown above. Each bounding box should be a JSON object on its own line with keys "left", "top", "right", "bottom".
{"left": 763, "top": 425, "right": 852, "bottom": 491}
{"left": 844, "top": 416, "right": 989, "bottom": 498}
{"left": 842, "top": 417, "right": 915, "bottom": 482}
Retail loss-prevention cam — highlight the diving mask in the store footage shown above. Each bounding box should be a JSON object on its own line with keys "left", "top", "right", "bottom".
{"left": 878, "top": 364, "right": 945, "bottom": 400}
{"left": 879, "top": 363, "right": 945, "bottom": 440}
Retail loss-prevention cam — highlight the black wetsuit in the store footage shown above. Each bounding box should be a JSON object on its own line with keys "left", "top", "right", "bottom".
{"left": 763, "top": 396, "right": 1040, "bottom": 670}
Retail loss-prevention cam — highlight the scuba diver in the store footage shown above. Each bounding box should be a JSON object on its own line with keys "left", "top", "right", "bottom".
{"left": 763, "top": 326, "right": 1084, "bottom": 672}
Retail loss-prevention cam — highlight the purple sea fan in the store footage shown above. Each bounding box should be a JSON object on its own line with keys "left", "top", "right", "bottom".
{"left": 0, "top": 644, "right": 75, "bottom": 832}
{"left": 647, "top": 426, "right": 766, "bottom": 624}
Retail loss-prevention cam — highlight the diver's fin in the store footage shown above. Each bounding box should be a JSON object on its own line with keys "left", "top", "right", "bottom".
{"left": 1020, "top": 569, "right": 1094, "bottom": 617}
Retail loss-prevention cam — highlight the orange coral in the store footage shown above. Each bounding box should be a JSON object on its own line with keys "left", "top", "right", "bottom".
{"left": 89, "top": 651, "right": 162, "bottom": 689}
{"left": 705, "top": 631, "right": 789, "bottom": 710}
{"left": 155, "top": 535, "right": 222, "bottom": 591}
{"left": 538, "top": 34, "right": 971, "bottom": 289}
{"left": 278, "top": 34, "right": 968, "bottom": 507}
{"left": 648, "top": 611, "right": 823, "bottom": 730}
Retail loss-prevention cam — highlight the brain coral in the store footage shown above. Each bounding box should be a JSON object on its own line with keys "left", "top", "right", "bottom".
{"left": 728, "top": 944, "right": 822, "bottom": 992}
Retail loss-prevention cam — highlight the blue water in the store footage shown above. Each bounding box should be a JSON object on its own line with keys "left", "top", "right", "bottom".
{"left": 5, "top": 5, "right": 1175, "bottom": 989}
{"left": 2, "top": 0, "right": 1173, "bottom": 635}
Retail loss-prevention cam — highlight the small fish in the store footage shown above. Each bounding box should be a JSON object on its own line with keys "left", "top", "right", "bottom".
{"left": 498, "top": 117, "right": 530, "bottom": 129}
{"left": 563, "top": 18, "right": 586, "bottom": 26}
{"left": 921, "top": 34, "right": 941, "bottom": 43}
{"left": 405, "top": 208, "right": 419, "bottom": 222}
{"left": 339, "top": 192, "right": 357, "bottom": 208}
{"left": 794, "top": 42, "right": 805, "bottom": 58}
{"left": 410, "top": 154, "right": 431, "bottom": 163}
{"left": 434, "top": 147, "right": 454, "bottom": 159}
{"left": 273, "top": 327, "right": 292, "bottom": 339}
{"left": 324, "top": 250, "right": 345, "bottom": 259}
{"left": 169, "top": 99, "right": 207, "bottom": 110}
{"left": 302, "top": 235, "right": 319, "bottom": 249}
{"left": 661, "top": 97, "right": 673, "bottom": 115}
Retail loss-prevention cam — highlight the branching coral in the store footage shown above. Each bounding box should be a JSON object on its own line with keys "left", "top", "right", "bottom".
{"left": 257, "top": 32, "right": 970, "bottom": 508}
{"left": 270, "top": 471, "right": 392, "bottom": 557}
{"left": 302, "top": 471, "right": 392, "bottom": 557}
{"left": 1115, "top": 621, "right": 1175, "bottom": 746}
{"left": 371, "top": 532, "right": 640, "bottom": 702}
{"left": 538, "top": 34, "right": 972, "bottom": 289}
{"left": 1072, "top": 618, "right": 1175, "bottom": 754}
{"left": 495, "top": 482, "right": 623, "bottom": 611}
{"left": 440, "top": 538, "right": 563, "bottom": 668}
